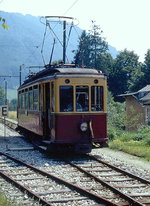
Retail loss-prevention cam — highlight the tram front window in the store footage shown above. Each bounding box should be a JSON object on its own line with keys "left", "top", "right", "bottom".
{"left": 76, "top": 86, "right": 89, "bottom": 112}
{"left": 91, "top": 86, "right": 103, "bottom": 111}
{"left": 60, "top": 86, "right": 73, "bottom": 112}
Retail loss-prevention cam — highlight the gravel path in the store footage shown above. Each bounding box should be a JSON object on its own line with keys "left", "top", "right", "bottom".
{"left": 92, "top": 148, "right": 150, "bottom": 171}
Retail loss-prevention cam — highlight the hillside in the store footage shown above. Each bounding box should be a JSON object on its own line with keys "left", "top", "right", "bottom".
{"left": 0, "top": 11, "right": 118, "bottom": 89}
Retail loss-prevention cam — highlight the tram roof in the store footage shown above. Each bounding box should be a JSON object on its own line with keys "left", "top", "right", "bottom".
{"left": 19, "top": 66, "right": 105, "bottom": 89}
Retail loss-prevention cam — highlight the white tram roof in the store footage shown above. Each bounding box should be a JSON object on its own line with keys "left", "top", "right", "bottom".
{"left": 18, "top": 66, "right": 105, "bottom": 90}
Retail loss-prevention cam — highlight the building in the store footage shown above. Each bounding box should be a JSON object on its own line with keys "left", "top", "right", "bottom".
{"left": 120, "top": 85, "right": 150, "bottom": 131}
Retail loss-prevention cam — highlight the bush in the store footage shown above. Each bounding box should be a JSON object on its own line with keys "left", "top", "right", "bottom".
{"left": 107, "top": 91, "right": 126, "bottom": 130}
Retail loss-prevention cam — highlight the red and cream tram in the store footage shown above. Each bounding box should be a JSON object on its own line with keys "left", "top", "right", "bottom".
{"left": 17, "top": 65, "right": 108, "bottom": 153}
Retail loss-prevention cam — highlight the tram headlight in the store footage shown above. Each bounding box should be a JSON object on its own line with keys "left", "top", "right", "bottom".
{"left": 80, "top": 122, "right": 88, "bottom": 132}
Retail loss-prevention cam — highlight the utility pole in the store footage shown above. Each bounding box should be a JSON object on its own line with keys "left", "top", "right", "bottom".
{"left": 0, "top": 75, "right": 19, "bottom": 138}
{"left": 63, "top": 20, "right": 66, "bottom": 64}
{"left": 19, "top": 64, "right": 24, "bottom": 86}
{"left": 4, "top": 79, "right": 7, "bottom": 138}
{"left": 4, "top": 80, "right": 7, "bottom": 105}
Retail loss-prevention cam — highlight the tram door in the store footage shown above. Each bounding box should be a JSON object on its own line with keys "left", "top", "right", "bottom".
{"left": 43, "top": 82, "right": 51, "bottom": 139}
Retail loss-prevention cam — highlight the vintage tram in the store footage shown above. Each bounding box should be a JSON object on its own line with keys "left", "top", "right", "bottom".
{"left": 17, "top": 65, "right": 108, "bottom": 153}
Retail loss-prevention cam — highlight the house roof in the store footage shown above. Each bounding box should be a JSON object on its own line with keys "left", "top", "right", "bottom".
{"left": 138, "top": 85, "right": 150, "bottom": 93}
{"left": 140, "top": 92, "right": 150, "bottom": 101}
{"left": 118, "top": 92, "right": 137, "bottom": 97}
{"left": 119, "top": 85, "right": 150, "bottom": 98}
{"left": 119, "top": 85, "right": 150, "bottom": 104}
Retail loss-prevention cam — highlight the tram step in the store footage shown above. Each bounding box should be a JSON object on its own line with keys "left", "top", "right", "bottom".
{"left": 38, "top": 146, "right": 47, "bottom": 151}
{"left": 42, "top": 140, "right": 51, "bottom": 145}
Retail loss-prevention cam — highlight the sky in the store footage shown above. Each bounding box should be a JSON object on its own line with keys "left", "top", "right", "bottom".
{"left": 0, "top": 0, "right": 150, "bottom": 62}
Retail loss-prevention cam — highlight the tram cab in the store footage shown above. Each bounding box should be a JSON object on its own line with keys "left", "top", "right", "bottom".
{"left": 17, "top": 66, "right": 108, "bottom": 153}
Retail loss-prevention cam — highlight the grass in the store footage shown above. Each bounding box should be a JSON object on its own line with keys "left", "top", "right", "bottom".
{"left": 8, "top": 111, "right": 17, "bottom": 120}
{"left": 109, "top": 140, "right": 150, "bottom": 161}
{"left": 109, "top": 128, "right": 150, "bottom": 161}
{"left": 0, "top": 193, "right": 17, "bottom": 206}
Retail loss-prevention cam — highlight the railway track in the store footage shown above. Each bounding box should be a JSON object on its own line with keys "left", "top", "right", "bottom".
{"left": 1, "top": 118, "right": 150, "bottom": 205}
{"left": 0, "top": 151, "right": 121, "bottom": 206}
{"left": 62, "top": 154, "right": 150, "bottom": 206}
{"left": 0, "top": 117, "right": 17, "bottom": 130}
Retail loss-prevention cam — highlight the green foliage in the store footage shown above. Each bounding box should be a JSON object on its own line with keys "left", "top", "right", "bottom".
{"left": 109, "top": 140, "right": 150, "bottom": 161}
{"left": 0, "top": 16, "right": 9, "bottom": 29}
{"left": 109, "top": 124, "right": 150, "bottom": 160}
{"left": 73, "top": 22, "right": 108, "bottom": 69}
{"left": 0, "top": 192, "right": 17, "bottom": 206}
{"left": 108, "top": 49, "right": 142, "bottom": 100}
{"left": 97, "top": 53, "right": 114, "bottom": 75}
{"left": 137, "top": 125, "right": 150, "bottom": 145}
{"left": 107, "top": 91, "right": 126, "bottom": 130}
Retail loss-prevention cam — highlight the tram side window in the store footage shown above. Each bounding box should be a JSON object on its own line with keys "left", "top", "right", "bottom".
{"left": 33, "top": 86, "right": 38, "bottom": 111}
{"left": 29, "top": 87, "right": 33, "bottom": 110}
{"left": 25, "top": 90, "right": 28, "bottom": 109}
{"left": 18, "top": 91, "right": 21, "bottom": 108}
{"left": 91, "top": 86, "right": 103, "bottom": 111}
{"left": 21, "top": 91, "right": 25, "bottom": 109}
{"left": 60, "top": 86, "right": 73, "bottom": 112}
{"left": 76, "top": 86, "right": 89, "bottom": 112}
{"left": 51, "top": 82, "right": 55, "bottom": 112}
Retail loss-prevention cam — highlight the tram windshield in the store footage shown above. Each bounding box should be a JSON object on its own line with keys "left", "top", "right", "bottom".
{"left": 59, "top": 85, "right": 103, "bottom": 112}
{"left": 76, "top": 86, "right": 89, "bottom": 112}
{"left": 60, "top": 86, "right": 73, "bottom": 112}
{"left": 91, "top": 86, "right": 103, "bottom": 111}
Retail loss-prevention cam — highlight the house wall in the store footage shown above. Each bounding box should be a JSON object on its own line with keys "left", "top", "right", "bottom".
{"left": 125, "top": 96, "right": 145, "bottom": 131}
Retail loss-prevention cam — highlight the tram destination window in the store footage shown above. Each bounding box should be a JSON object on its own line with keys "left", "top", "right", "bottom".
{"left": 91, "top": 86, "right": 103, "bottom": 111}
{"left": 76, "top": 86, "right": 89, "bottom": 112}
{"left": 60, "top": 86, "right": 73, "bottom": 112}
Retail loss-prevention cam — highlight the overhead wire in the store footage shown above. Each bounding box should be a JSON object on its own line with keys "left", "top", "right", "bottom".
{"left": 41, "top": 21, "right": 48, "bottom": 65}
{"left": 63, "top": 0, "right": 80, "bottom": 15}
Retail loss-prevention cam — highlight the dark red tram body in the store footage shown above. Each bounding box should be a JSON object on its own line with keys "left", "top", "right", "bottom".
{"left": 17, "top": 66, "right": 108, "bottom": 153}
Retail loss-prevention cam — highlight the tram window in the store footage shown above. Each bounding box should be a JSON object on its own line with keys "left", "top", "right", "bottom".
{"left": 33, "top": 86, "right": 38, "bottom": 111}
{"left": 60, "top": 86, "right": 73, "bottom": 112}
{"left": 18, "top": 91, "right": 21, "bottom": 108}
{"left": 51, "top": 82, "right": 55, "bottom": 112}
{"left": 25, "top": 90, "right": 28, "bottom": 109}
{"left": 91, "top": 86, "right": 103, "bottom": 111}
{"left": 76, "top": 86, "right": 89, "bottom": 112}
{"left": 39, "top": 85, "right": 41, "bottom": 111}
{"left": 29, "top": 87, "right": 33, "bottom": 110}
{"left": 21, "top": 91, "right": 25, "bottom": 109}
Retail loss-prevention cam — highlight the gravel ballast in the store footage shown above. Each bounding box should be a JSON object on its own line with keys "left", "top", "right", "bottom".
{"left": 0, "top": 122, "right": 150, "bottom": 205}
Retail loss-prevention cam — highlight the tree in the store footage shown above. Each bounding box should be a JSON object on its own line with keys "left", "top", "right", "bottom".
{"left": 0, "top": 16, "right": 8, "bottom": 29}
{"left": 73, "top": 22, "right": 108, "bottom": 69}
{"left": 125, "top": 49, "right": 150, "bottom": 92}
{"left": 73, "top": 30, "right": 91, "bottom": 67}
{"left": 97, "top": 53, "right": 114, "bottom": 75}
{"left": 108, "top": 49, "right": 142, "bottom": 101}
{"left": 139, "top": 49, "right": 150, "bottom": 87}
